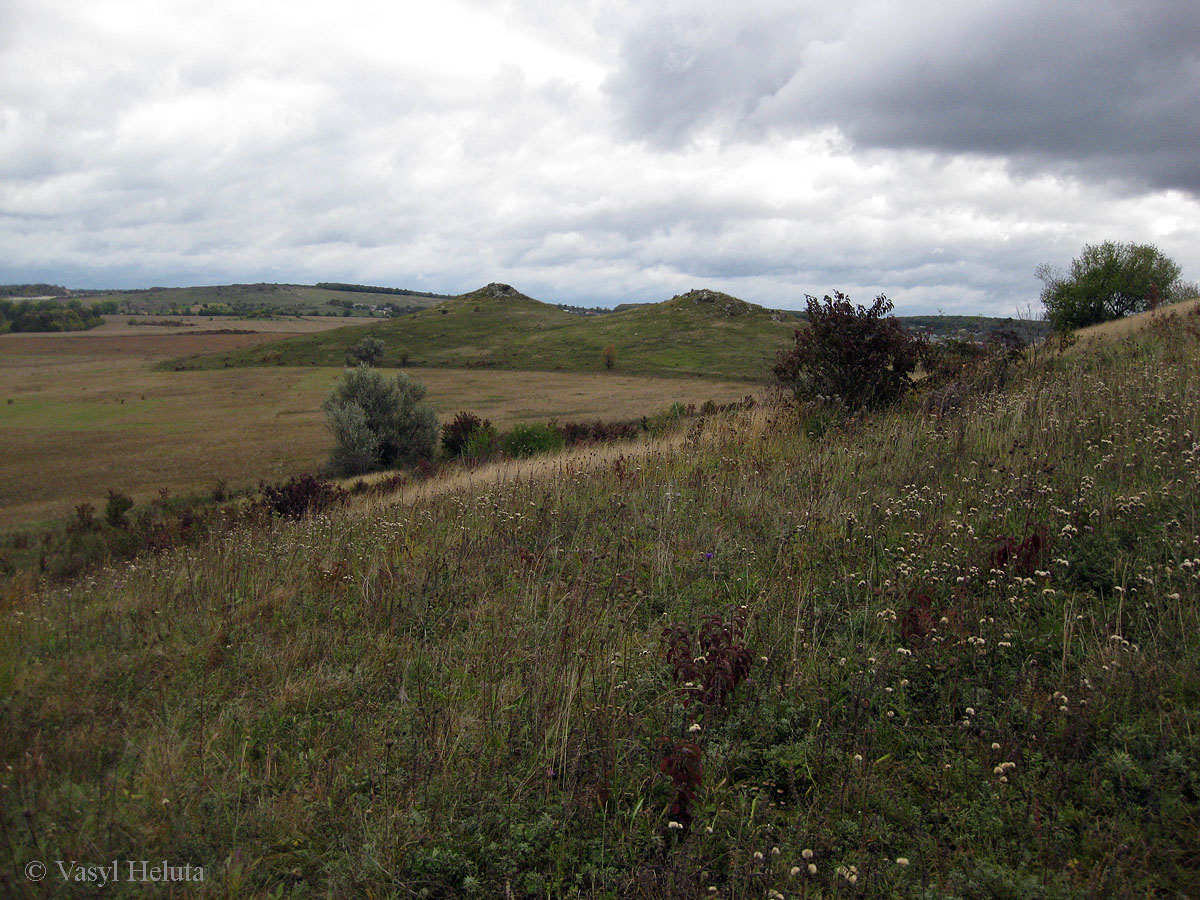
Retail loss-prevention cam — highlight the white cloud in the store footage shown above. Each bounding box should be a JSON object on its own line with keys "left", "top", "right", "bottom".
{"left": 2, "top": 0, "right": 1198, "bottom": 315}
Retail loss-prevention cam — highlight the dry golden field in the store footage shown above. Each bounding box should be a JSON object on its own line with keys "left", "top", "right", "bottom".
{"left": 0, "top": 321, "right": 757, "bottom": 529}
{"left": 1069, "top": 297, "right": 1200, "bottom": 348}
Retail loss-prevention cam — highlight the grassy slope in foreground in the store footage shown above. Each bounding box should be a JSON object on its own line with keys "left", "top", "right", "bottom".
{"left": 168, "top": 285, "right": 798, "bottom": 381}
{"left": 3, "top": 310, "right": 1200, "bottom": 898}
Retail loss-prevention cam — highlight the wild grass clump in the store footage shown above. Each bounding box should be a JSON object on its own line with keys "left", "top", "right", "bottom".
{"left": 2, "top": 321, "right": 1199, "bottom": 897}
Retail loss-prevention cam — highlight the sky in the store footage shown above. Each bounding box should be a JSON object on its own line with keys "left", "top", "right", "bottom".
{"left": 2, "top": 0, "right": 1198, "bottom": 315}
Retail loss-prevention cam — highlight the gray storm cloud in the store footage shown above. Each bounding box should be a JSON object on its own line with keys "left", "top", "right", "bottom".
{"left": 606, "top": 0, "right": 1200, "bottom": 194}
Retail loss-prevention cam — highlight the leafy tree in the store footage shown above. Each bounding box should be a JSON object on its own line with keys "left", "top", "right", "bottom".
{"left": 773, "top": 291, "right": 925, "bottom": 411}
{"left": 322, "top": 365, "right": 437, "bottom": 476}
{"left": 1037, "top": 241, "right": 1183, "bottom": 331}
{"left": 348, "top": 335, "right": 384, "bottom": 366}
{"left": 602, "top": 344, "right": 617, "bottom": 370}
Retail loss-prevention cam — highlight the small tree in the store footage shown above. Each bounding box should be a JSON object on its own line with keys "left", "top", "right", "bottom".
{"left": 1037, "top": 241, "right": 1183, "bottom": 331}
{"left": 347, "top": 335, "right": 384, "bottom": 366}
{"left": 602, "top": 343, "right": 617, "bottom": 370}
{"left": 773, "top": 291, "right": 924, "bottom": 411}
{"left": 322, "top": 364, "right": 437, "bottom": 476}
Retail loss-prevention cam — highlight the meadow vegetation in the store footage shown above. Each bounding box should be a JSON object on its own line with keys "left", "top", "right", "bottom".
{"left": 0, "top": 325, "right": 753, "bottom": 528}
{"left": 2, "top": 303, "right": 1198, "bottom": 897}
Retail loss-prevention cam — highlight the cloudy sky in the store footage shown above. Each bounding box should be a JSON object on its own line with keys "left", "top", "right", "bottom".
{"left": 2, "top": 0, "right": 1198, "bottom": 315}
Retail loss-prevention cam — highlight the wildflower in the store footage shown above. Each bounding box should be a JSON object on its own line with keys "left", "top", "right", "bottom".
{"left": 808, "top": 863, "right": 818, "bottom": 874}
{"left": 667, "top": 821, "right": 683, "bottom": 830}
{"left": 790, "top": 866, "right": 801, "bottom": 876}
{"left": 771, "top": 847, "right": 780, "bottom": 856}
{"left": 802, "top": 849, "right": 813, "bottom": 860}
{"left": 688, "top": 722, "right": 702, "bottom": 734}
{"left": 896, "top": 857, "right": 909, "bottom": 866}
{"left": 753, "top": 851, "right": 764, "bottom": 860}
{"left": 991, "top": 742, "right": 1001, "bottom": 751}
{"left": 965, "top": 707, "right": 975, "bottom": 716}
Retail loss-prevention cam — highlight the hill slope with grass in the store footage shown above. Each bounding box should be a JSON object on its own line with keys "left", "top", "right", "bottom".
{"left": 4, "top": 304, "right": 1200, "bottom": 897}
{"left": 167, "top": 285, "right": 801, "bottom": 380}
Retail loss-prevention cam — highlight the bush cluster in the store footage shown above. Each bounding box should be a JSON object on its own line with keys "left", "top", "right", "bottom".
{"left": 258, "top": 474, "right": 347, "bottom": 519}
{"left": 441, "top": 411, "right": 496, "bottom": 458}
{"left": 0, "top": 298, "right": 104, "bottom": 333}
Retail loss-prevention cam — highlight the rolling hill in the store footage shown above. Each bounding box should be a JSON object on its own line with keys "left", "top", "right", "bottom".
{"left": 165, "top": 284, "right": 804, "bottom": 381}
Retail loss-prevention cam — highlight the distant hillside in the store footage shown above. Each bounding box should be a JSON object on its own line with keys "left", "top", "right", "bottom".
{"left": 168, "top": 284, "right": 800, "bottom": 381}
{"left": 895, "top": 314, "right": 1050, "bottom": 342}
{"left": 76, "top": 283, "right": 448, "bottom": 318}
{"left": 0, "top": 283, "right": 72, "bottom": 299}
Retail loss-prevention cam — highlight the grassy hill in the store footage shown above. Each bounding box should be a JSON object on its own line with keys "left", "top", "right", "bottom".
{"left": 3, "top": 303, "right": 1199, "bottom": 897}
{"left": 167, "top": 285, "right": 802, "bottom": 381}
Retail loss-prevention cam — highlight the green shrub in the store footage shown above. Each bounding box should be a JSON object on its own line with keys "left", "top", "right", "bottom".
{"left": 462, "top": 426, "right": 500, "bottom": 464}
{"left": 644, "top": 402, "right": 689, "bottom": 436}
{"left": 322, "top": 364, "right": 437, "bottom": 476}
{"left": 103, "top": 490, "right": 134, "bottom": 527}
{"left": 347, "top": 335, "right": 384, "bottom": 366}
{"left": 500, "top": 423, "right": 565, "bottom": 458}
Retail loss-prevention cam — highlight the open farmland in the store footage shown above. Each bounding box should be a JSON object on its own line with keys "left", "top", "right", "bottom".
{"left": 0, "top": 323, "right": 757, "bottom": 529}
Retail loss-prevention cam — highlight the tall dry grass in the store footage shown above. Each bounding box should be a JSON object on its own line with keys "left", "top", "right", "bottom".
{"left": 2, "top": 314, "right": 1199, "bottom": 898}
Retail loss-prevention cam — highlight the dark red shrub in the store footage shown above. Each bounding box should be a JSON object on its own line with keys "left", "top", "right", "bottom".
{"left": 663, "top": 608, "right": 753, "bottom": 710}
{"left": 442, "top": 411, "right": 493, "bottom": 458}
{"left": 658, "top": 739, "right": 703, "bottom": 833}
{"left": 774, "top": 291, "right": 926, "bottom": 410}
{"left": 258, "top": 474, "right": 347, "bottom": 519}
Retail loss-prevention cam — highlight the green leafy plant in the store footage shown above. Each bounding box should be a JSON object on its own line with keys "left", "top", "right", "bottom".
{"left": 103, "top": 490, "right": 134, "bottom": 527}
{"left": 499, "top": 422, "right": 565, "bottom": 458}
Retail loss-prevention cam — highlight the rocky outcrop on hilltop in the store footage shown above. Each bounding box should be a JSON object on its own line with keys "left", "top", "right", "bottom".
{"left": 478, "top": 283, "right": 525, "bottom": 300}
{"left": 670, "top": 288, "right": 756, "bottom": 317}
